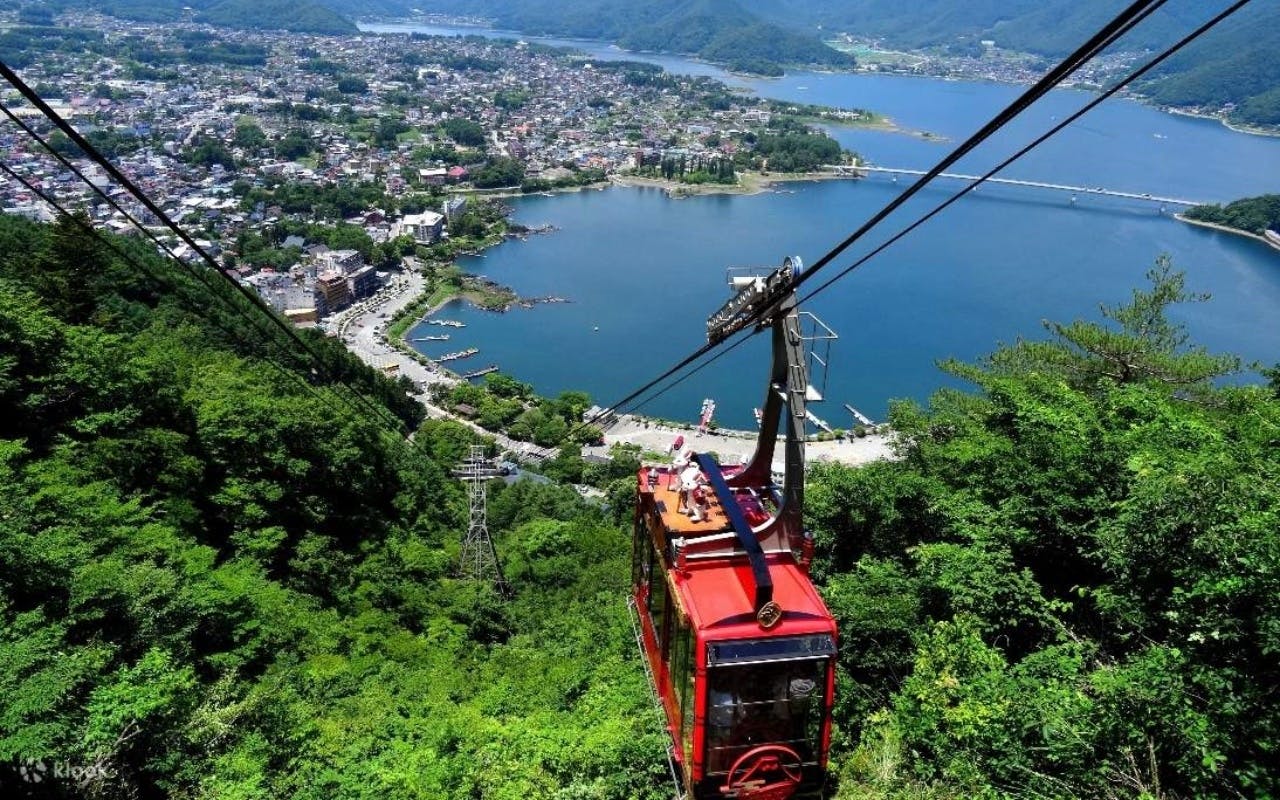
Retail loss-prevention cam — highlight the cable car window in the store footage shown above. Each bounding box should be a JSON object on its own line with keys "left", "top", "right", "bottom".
{"left": 704, "top": 657, "right": 829, "bottom": 776}
{"left": 631, "top": 517, "right": 646, "bottom": 587}
{"left": 647, "top": 542, "right": 667, "bottom": 649}
{"left": 707, "top": 634, "right": 835, "bottom": 665}
{"left": 671, "top": 617, "right": 695, "bottom": 757}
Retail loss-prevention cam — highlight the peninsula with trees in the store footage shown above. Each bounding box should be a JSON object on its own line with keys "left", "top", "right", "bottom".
{"left": 1182, "top": 194, "right": 1280, "bottom": 252}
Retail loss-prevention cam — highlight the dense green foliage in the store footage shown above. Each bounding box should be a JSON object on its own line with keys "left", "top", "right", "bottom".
{"left": 519, "top": 166, "right": 607, "bottom": 194}
{"left": 809, "top": 260, "right": 1279, "bottom": 798}
{"left": 0, "top": 214, "right": 666, "bottom": 797}
{"left": 430, "top": 377, "right": 601, "bottom": 448}
{"left": 753, "top": 130, "right": 843, "bottom": 173}
{"left": 442, "top": 117, "right": 488, "bottom": 148}
{"left": 471, "top": 157, "right": 527, "bottom": 189}
{"left": 1132, "top": 11, "right": 1280, "bottom": 128}
{"left": 201, "top": 0, "right": 357, "bottom": 34}
{"left": 1186, "top": 194, "right": 1280, "bottom": 236}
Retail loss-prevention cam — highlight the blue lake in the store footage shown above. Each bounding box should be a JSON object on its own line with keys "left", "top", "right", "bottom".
{"left": 375, "top": 23, "right": 1280, "bottom": 430}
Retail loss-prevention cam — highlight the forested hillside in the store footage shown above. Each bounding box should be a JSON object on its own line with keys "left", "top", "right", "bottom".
{"left": 50, "top": 0, "right": 358, "bottom": 34}
{"left": 377, "top": 0, "right": 852, "bottom": 72}
{"left": 1186, "top": 194, "right": 1280, "bottom": 235}
{"left": 1135, "top": 16, "right": 1280, "bottom": 127}
{"left": 0, "top": 214, "right": 667, "bottom": 797}
{"left": 396, "top": 0, "right": 1277, "bottom": 123}
{"left": 813, "top": 260, "right": 1280, "bottom": 798}
{"left": 752, "top": 0, "right": 1212, "bottom": 53}
{"left": 3, "top": 207, "right": 1276, "bottom": 798}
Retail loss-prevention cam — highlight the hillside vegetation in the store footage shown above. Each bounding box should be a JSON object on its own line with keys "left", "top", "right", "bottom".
{"left": 1185, "top": 194, "right": 1280, "bottom": 235}
{"left": 816, "top": 259, "right": 1280, "bottom": 798}
{"left": 389, "top": 0, "right": 852, "bottom": 73}
{"left": 0, "top": 214, "right": 666, "bottom": 797}
{"left": 2, "top": 207, "right": 1277, "bottom": 798}
{"left": 69, "top": 0, "right": 358, "bottom": 34}
{"left": 770, "top": 0, "right": 1280, "bottom": 127}
{"left": 398, "top": 0, "right": 1278, "bottom": 124}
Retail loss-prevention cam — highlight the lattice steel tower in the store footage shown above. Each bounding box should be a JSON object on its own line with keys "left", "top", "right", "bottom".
{"left": 458, "top": 446, "right": 509, "bottom": 595}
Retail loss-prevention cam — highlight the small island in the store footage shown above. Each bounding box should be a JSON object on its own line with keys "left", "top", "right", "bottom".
{"left": 1180, "top": 195, "right": 1280, "bottom": 254}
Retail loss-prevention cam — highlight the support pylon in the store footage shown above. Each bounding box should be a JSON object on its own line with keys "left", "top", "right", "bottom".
{"left": 458, "top": 446, "right": 510, "bottom": 596}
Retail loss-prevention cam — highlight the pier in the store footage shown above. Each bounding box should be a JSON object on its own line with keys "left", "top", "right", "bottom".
{"left": 462, "top": 365, "right": 500, "bottom": 379}
{"left": 437, "top": 347, "right": 479, "bottom": 363}
{"left": 426, "top": 319, "right": 466, "bottom": 328}
{"left": 828, "top": 165, "right": 1205, "bottom": 207}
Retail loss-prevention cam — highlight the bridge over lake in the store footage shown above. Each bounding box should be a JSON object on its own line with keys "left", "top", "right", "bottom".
{"left": 827, "top": 164, "right": 1205, "bottom": 208}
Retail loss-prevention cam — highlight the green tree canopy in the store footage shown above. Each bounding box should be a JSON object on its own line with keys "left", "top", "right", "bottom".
{"left": 812, "top": 260, "right": 1279, "bottom": 798}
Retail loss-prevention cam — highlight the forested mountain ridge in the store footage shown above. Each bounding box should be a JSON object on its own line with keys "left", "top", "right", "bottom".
{"left": 47, "top": 0, "right": 359, "bottom": 34}
{"left": 754, "top": 0, "right": 1280, "bottom": 127}
{"left": 384, "top": 0, "right": 1277, "bottom": 124}
{"left": 374, "top": 0, "right": 852, "bottom": 73}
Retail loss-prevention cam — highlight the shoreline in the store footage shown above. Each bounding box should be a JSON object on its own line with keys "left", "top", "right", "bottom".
{"left": 1174, "top": 214, "right": 1280, "bottom": 255}
{"left": 1163, "top": 106, "right": 1280, "bottom": 140}
{"left": 610, "top": 170, "right": 860, "bottom": 198}
{"left": 375, "top": 281, "right": 895, "bottom": 468}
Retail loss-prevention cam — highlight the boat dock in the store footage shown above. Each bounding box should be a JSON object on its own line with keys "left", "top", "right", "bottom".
{"left": 426, "top": 319, "right": 466, "bottom": 328}
{"left": 411, "top": 334, "right": 451, "bottom": 342}
{"left": 437, "top": 347, "right": 479, "bottom": 363}
{"left": 462, "top": 365, "right": 500, "bottom": 379}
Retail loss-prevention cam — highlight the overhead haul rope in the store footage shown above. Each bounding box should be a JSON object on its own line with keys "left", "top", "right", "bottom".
{"left": 0, "top": 61, "right": 414, "bottom": 440}
{"left": 577, "top": 0, "right": 1173, "bottom": 431}
{"left": 581, "top": 0, "right": 1252, "bottom": 435}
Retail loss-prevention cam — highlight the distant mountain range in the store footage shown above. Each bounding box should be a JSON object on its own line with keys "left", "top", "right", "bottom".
{"left": 57, "top": 0, "right": 1280, "bottom": 126}
{"left": 382, "top": 0, "right": 1279, "bottom": 124}
{"left": 361, "top": 0, "right": 854, "bottom": 73}
{"left": 58, "top": 0, "right": 358, "bottom": 34}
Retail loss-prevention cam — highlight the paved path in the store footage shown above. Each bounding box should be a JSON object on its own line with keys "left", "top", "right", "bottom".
{"left": 329, "top": 271, "right": 449, "bottom": 391}
{"left": 330, "top": 272, "right": 556, "bottom": 461}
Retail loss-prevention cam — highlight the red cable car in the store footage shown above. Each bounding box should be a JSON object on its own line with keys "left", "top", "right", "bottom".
{"left": 631, "top": 258, "right": 838, "bottom": 800}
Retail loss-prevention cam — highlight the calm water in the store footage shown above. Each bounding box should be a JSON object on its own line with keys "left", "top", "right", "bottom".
{"left": 378, "top": 23, "right": 1280, "bottom": 429}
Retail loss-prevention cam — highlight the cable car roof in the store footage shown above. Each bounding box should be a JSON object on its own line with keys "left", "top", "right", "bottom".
{"left": 673, "top": 552, "right": 835, "bottom": 640}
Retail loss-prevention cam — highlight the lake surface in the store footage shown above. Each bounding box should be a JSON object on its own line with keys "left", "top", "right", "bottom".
{"left": 370, "top": 22, "right": 1280, "bottom": 429}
